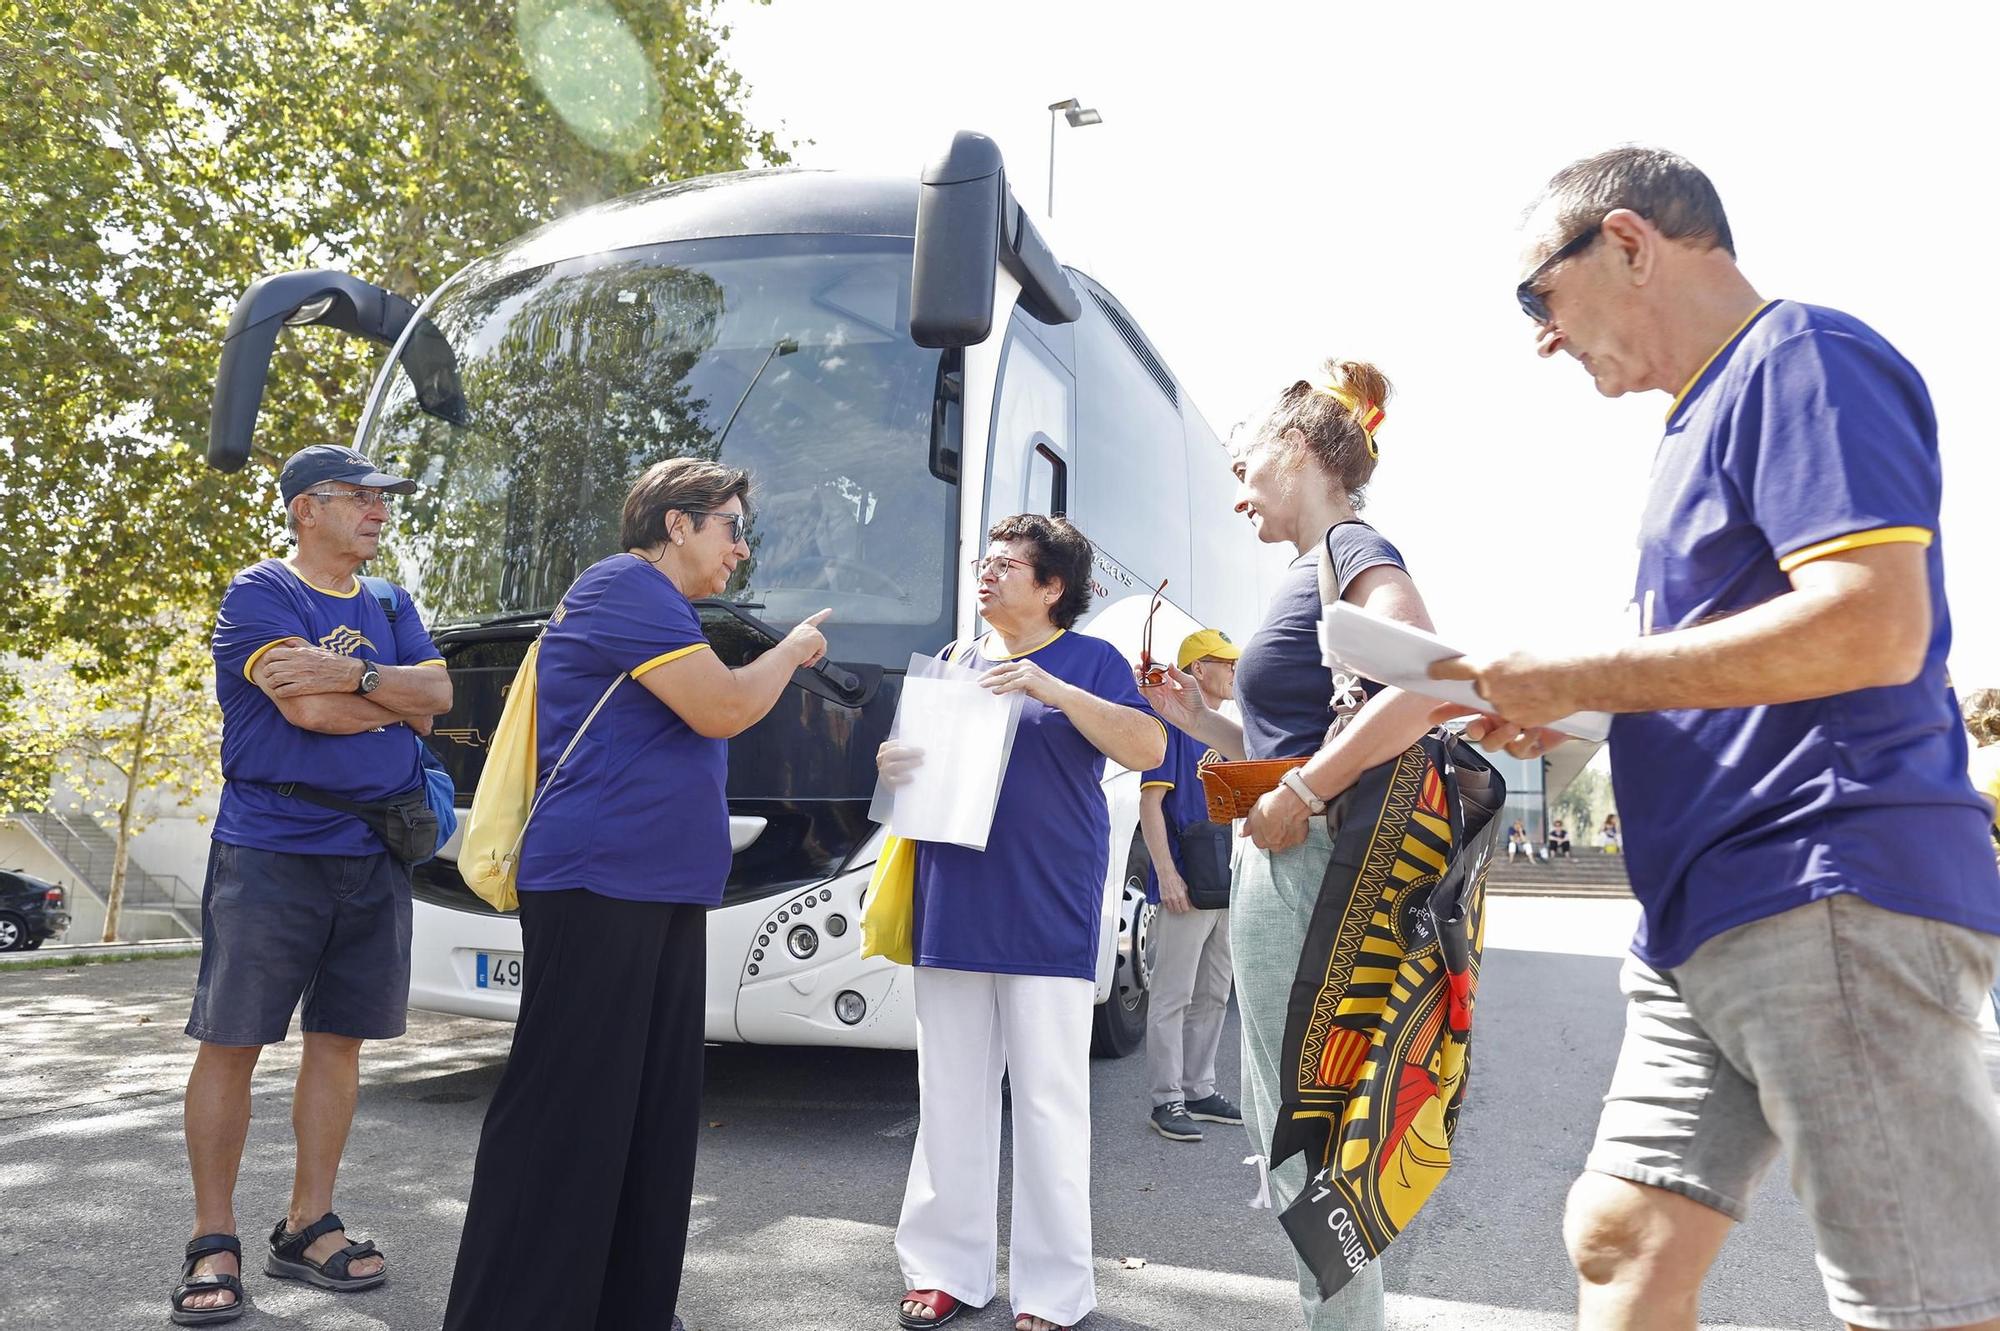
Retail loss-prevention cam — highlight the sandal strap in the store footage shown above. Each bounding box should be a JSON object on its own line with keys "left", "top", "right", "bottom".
{"left": 172, "top": 1271, "right": 244, "bottom": 1309}
{"left": 903, "top": 1289, "right": 957, "bottom": 1316}
{"left": 184, "top": 1233, "right": 241, "bottom": 1262}
{"left": 320, "top": 1239, "right": 381, "bottom": 1282}
{"left": 270, "top": 1211, "right": 346, "bottom": 1259}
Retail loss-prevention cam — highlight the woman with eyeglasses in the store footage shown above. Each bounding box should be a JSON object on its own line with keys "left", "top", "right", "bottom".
{"left": 1140, "top": 360, "right": 1447, "bottom": 1331}
{"left": 442, "top": 458, "right": 830, "bottom": 1331}
{"left": 878, "top": 514, "right": 1165, "bottom": 1331}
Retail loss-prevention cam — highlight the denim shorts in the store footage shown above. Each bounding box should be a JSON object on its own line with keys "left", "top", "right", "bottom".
{"left": 185, "top": 840, "right": 413, "bottom": 1046}
{"left": 1587, "top": 894, "right": 2000, "bottom": 1329}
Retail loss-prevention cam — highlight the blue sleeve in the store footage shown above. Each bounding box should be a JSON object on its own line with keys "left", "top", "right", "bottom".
{"left": 390, "top": 586, "right": 443, "bottom": 667}
{"left": 1327, "top": 524, "right": 1407, "bottom": 598}
{"left": 1142, "top": 715, "right": 1179, "bottom": 785}
{"left": 212, "top": 568, "right": 302, "bottom": 682}
{"left": 587, "top": 564, "right": 709, "bottom": 676}
{"left": 1732, "top": 329, "right": 1941, "bottom": 567}
{"left": 1088, "top": 637, "right": 1148, "bottom": 711}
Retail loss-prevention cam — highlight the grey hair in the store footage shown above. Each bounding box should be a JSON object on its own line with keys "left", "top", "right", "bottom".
{"left": 1533, "top": 146, "right": 1736, "bottom": 258}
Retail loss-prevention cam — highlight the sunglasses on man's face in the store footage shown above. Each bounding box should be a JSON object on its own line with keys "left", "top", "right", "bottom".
{"left": 1137, "top": 579, "right": 1170, "bottom": 687}
{"left": 1516, "top": 221, "right": 1603, "bottom": 325}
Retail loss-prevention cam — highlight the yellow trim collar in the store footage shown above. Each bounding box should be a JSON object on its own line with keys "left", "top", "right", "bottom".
{"left": 1777, "top": 526, "right": 1934, "bottom": 573}
{"left": 980, "top": 628, "right": 1066, "bottom": 661}
{"left": 1666, "top": 300, "right": 1776, "bottom": 423}
{"left": 631, "top": 642, "right": 711, "bottom": 678}
{"left": 282, "top": 561, "right": 360, "bottom": 598}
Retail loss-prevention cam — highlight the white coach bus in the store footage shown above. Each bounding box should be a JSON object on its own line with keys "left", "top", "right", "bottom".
{"left": 206, "top": 132, "right": 1279, "bottom": 1056}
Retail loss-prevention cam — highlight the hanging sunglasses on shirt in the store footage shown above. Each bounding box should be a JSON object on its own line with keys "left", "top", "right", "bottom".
{"left": 1137, "top": 578, "right": 1170, "bottom": 687}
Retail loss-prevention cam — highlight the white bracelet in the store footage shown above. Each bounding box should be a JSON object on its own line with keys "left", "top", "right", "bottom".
{"left": 1279, "top": 767, "right": 1326, "bottom": 815}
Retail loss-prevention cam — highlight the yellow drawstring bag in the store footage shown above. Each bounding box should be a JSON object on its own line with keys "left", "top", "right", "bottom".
{"left": 859, "top": 833, "right": 918, "bottom": 965}
{"left": 459, "top": 637, "right": 623, "bottom": 912}
{"left": 457, "top": 640, "right": 543, "bottom": 913}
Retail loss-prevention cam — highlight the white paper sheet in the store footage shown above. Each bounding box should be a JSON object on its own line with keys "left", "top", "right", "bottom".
{"left": 867, "top": 653, "right": 1024, "bottom": 850}
{"left": 1318, "top": 601, "right": 1613, "bottom": 743}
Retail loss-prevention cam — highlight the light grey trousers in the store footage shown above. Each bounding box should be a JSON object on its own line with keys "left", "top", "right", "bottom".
{"left": 1145, "top": 903, "right": 1234, "bottom": 1105}
{"left": 1233, "top": 821, "right": 1387, "bottom": 1331}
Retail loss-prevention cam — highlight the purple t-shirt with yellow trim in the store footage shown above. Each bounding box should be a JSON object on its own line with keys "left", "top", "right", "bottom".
{"left": 211, "top": 559, "right": 443, "bottom": 855}
{"left": 1141, "top": 723, "right": 1222, "bottom": 904}
{"left": 517, "top": 554, "right": 727, "bottom": 904}
{"left": 1616, "top": 299, "right": 2000, "bottom": 966}
{"left": 913, "top": 628, "right": 1159, "bottom": 980}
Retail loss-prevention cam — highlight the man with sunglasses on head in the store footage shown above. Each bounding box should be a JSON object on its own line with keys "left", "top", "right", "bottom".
{"left": 1435, "top": 148, "right": 2000, "bottom": 1331}
{"left": 1138, "top": 628, "right": 1243, "bottom": 1143}
{"left": 171, "top": 444, "right": 451, "bottom": 1325}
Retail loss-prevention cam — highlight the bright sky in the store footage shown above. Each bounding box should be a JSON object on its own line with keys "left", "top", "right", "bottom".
{"left": 718, "top": 0, "right": 2000, "bottom": 686}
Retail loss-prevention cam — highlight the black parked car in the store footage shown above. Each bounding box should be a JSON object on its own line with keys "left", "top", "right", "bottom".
{"left": 0, "top": 869, "right": 70, "bottom": 951}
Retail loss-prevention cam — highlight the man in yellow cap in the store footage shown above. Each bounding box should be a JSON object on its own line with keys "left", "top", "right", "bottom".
{"left": 1140, "top": 629, "right": 1243, "bottom": 1141}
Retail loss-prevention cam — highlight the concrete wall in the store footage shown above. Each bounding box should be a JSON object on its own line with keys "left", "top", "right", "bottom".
{"left": 0, "top": 819, "right": 99, "bottom": 942}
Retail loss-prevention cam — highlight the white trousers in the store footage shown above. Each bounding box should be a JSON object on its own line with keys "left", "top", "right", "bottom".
{"left": 1145, "top": 905, "right": 1233, "bottom": 1105}
{"left": 896, "top": 966, "right": 1097, "bottom": 1326}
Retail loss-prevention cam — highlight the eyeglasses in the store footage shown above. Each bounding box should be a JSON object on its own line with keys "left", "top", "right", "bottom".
{"left": 969, "top": 554, "right": 1035, "bottom": 579}
{"left": 1516, "top": 220, "right": 1604, "bottom": 324}
{"left": 1137, "top": 578, "right": 1170, "bottom": 686}
{"left": 306, "top": 489, "right": 392, "bottom": 510}
{"left": 690, "top": 510, "right": 749, "bottom": 543}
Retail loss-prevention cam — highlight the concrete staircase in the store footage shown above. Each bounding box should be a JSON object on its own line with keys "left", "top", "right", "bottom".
{"left": 1485, "top": 849, "right": 1632, "bottom": 898}
{"left": 11, "top": 809, "right": 200, "bottom": 938}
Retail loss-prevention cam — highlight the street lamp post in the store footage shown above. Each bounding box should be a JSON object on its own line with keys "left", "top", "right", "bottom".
{"left": 1046, "top": 97, "right": 1103, "bottom": 218}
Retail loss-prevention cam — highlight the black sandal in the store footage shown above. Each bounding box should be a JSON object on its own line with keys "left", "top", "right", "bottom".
{"left": 170, "top": 1233, "right": 245, "bottom": 1325}
{"left": 265, "top": 1211, "right": 387, "bottom": 1292}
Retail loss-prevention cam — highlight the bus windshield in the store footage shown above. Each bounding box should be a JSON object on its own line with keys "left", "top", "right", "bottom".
{"left": 362, "top": 234, "right": 954, "bottom": 663}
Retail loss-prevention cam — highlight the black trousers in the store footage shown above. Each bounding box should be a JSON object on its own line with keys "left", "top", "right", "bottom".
{"left": 443, "top": 888, "right": 707, "bottom": 1331}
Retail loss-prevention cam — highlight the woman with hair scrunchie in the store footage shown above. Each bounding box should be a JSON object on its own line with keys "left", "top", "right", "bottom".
{"left": 1141, "top": 360, "right": 1456, "bottom": 1331}
{"left": 879, "top": 514, "right": 1166, "bottom": 1331}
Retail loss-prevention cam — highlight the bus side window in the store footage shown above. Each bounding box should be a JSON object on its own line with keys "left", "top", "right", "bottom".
{"left": 985, "top": 320, "right": 1075, "bottom": 524}
{"left": 1026, "top": 437, "right": 1067, "bottom": 516}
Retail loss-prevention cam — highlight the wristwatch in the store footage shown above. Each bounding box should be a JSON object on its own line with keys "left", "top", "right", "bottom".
{"left": 354, "top": 664, "right": 382, "bottom": 696}
{"left": 1279, "top": 767, "right": 1326, "bottom": 815}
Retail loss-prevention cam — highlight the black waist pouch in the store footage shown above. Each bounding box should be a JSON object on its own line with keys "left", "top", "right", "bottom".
{"left": 276, "top": 781, "right": 439, "bottom": 865}
{"left": 1177, "top": 819, "right": 1234, "bottom": 909}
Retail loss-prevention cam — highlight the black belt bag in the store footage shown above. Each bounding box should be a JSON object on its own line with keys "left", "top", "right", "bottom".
{"left": 1177, "top": 819, "right": 1234, "bottom": 909}
{"left": 276, "top": 781, "right": 439, "bottom": 865}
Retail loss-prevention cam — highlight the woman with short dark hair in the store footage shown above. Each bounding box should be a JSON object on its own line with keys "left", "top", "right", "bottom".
{"left": 880, "top": 514, "right": 1165, "bottom": 1331}
{"left": 443, "top": 457, "right": 831, "bottom": 1331}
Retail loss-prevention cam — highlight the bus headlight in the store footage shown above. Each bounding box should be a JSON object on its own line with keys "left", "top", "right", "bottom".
{"left": 787, "top": 924, "right": 818, "bottom": 959}
{"left": 835, "top": 990, "right": 867, "bottom": 1025}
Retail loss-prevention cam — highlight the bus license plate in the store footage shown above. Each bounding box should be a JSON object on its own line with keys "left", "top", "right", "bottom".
{"left": 475, "top": 952, "right": 524, "bottom": 991}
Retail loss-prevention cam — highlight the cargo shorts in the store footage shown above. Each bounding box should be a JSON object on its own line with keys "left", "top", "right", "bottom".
{"left": 1587, "top": 893, "right": 2000, "bottom": 1329}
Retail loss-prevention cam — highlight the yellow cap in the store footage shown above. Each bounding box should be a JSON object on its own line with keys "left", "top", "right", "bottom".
{"left": 1177, "top": 628, "right": 1241, "bottom": 671}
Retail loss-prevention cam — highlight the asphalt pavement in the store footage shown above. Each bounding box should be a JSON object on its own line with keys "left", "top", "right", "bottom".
{"left": 3, "top": 897, "right": 1995, "bottom": 1331}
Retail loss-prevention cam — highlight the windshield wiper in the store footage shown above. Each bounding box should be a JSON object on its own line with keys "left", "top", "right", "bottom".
{"left": 694, "top": 597, "right": 864, "bottom": 704}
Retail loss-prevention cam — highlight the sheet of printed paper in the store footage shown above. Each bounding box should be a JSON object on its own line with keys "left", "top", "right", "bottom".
{"left": 869, "top": 654, "right": 1023, "bottom": 850}
{"left": 1319, "top": 601, "right": 1613, "bottom": 743}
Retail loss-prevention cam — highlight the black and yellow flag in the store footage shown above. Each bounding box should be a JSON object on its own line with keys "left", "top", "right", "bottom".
{"left": 1273, "top": 731, "right": 1504, "bottom": 1297}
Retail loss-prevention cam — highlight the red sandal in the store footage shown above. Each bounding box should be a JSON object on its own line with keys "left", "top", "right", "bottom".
{"left": 897, "top": 1288, "right": 963, "bottom": 1329}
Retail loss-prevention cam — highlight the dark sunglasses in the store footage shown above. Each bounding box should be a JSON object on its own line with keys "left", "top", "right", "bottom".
{"left": 1516, "top": 221, "right": 1603, "bottom": 324}
{"left": 1137, "top": 579, "right": 1170, "bottom": 686}
{"left": 689, "top": 510, "right": 749, "bottom": 543}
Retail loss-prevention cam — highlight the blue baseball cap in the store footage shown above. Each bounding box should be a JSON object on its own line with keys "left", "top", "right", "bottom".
{"left": 279, "top": 445, "right": 417, "bottom": 504}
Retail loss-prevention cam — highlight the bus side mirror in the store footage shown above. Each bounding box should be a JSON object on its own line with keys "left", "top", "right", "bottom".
{"left": 207, "top": 270, "right": 466, "bottom": 473}
{"left": 911, "top": 131, "right": 1080, "bottom": 350}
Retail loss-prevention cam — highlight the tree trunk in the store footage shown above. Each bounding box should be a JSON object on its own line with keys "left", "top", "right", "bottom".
{"left": 100, "top": 668, "right": 158, "bottom": 944}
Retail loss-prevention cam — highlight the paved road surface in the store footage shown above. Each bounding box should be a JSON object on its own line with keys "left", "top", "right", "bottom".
{"left": 3, "top": 897, "right": 1994, "bottom": 1329}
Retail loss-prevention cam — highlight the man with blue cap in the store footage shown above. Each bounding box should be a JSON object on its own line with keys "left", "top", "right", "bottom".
{"left": 170, "top": 444, "right": 450, "bottom": 1325}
